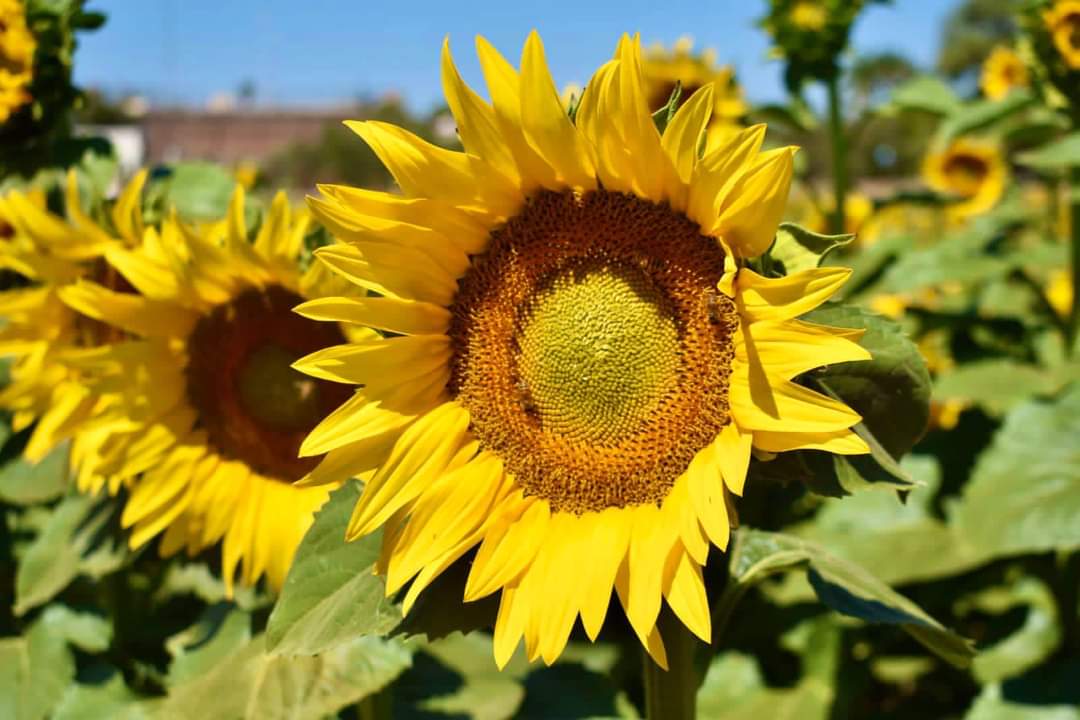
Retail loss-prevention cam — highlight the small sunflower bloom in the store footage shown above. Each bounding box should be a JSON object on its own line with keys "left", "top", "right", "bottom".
{"left": 642, "top": 37, "right": 748, "bottom": 150}
{"left": 57, "top": 188, "right": 357, "bottom": 592}
{"left": 1044, "top": 0, "right": 1080, "bottom": 69}
{"left": 0, "top": 0, "right": 35, "bottom": 123}
{"left": 790, "top": 0, "right": 828, "bottom": 30}
{"left": 980, "top": 46, "right": 1029, "bottom": 99}
{"left": 297, "top": 33, "right": 871, "bottom": 668}
{"left": 923, "top": 138, "right": 1008, "bottom": 220}
{"left": 0, "top": 172, "right": 147, "bottom": 462}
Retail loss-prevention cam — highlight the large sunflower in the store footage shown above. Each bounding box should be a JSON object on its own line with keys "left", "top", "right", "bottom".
{"left": 0, "top": 0, "right": 35, "bottom": 123}
{"left": 297, "top": 33, "right": 870, "bottom": 667}
{"left": 641, "top": 37, "right": 747, "bottom": 149}
{"left": 922, "top": 138, "right": 1008, "bottom": 220}
{"left": 0, "top": 172, "right": 146, "bottom": 463}
{"left": 59, "top": 188, "right": 356, "bottom": 592}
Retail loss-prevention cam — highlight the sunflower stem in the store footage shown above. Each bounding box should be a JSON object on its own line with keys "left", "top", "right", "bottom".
{"left": 826, "top": 73, "right": 848, "bottom": 236}
{"left": 1068, "top": 167, "right": 1080, "bottom": 356}
{"left": 642, "top": 610, "right": 698, "bottom": 720}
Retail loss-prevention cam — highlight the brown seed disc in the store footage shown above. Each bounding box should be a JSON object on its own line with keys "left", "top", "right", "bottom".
{"left": 448, "top": 190, "right": 738, "bottom": 514}
{"left": 185, "top": 285, "right": 351, "bottom": 481}
{"left": 942, "top": 152, "right": 990, "bottom": 196}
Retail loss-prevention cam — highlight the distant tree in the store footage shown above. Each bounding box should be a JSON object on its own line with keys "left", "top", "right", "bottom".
{"left": 937, "top": 0, "right": 1019, "bottom": 83}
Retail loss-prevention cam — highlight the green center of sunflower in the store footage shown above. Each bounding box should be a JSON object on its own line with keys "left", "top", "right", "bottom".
{"left": 185, "top": 285, "right": 351, "bottom": 482}
{"left": 449, "top": 190, "right": 738, "bottom": 514}
{"left": 517, "top": 265, "right": 679, "bottom": 444}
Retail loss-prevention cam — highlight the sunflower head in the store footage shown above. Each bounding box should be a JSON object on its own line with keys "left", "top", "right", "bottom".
{"left": 0, "top": 0, "right": 35, "bottom": 123}
{"left": 760, "top": 0, "right": 870, "bottom": 86}
{"left": 980, "top": 45, "right": 1030, "bottom": 99}
{"left": 297, "top": 32, "right": 872, "bottom": 668}
{"left": 1044, "top": 0, "right": 1080, "bottom": 69}
{"left": 641, "top": 37, "right": 747, "bottom": 147}
{"left": 922, "top": 138, "right": 1008, "bottom": 220}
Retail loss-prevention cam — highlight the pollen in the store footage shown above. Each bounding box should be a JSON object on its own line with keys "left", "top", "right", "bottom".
{"left": 449, "top": 190, "right": 738, "bottom": 514}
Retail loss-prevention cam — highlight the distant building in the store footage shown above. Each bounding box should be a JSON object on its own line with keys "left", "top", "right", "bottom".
{"left": 140, "top": 108, "right": 347, "bottom": 166}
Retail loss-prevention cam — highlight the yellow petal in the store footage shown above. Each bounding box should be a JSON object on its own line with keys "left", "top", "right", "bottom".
{"left": 736, "top": 266, "right": 853, "bottom": 323}
{"left": 752, "top": 428, "right": 870, "bottom": 454}
{"left": 59, "top": 282, "right": 197, "bottom": 339}
{"left": 662, "top": 547, "right": 711, "bottom": 642}
{"left": 716, "top": 146, "right": 797, "bottom": 258}
{"left": 729, "top": 366, "right": 862, "bottom": 433}
{"left": 294, "top": 296, "right": 450, "bottom": 336}
{"left": 662, "top": 84, "right": 715, "bottom": 185}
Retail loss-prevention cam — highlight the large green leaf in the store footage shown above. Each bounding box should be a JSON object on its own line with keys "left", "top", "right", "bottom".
{"left": 934, "top": 360, "right": 1062, "bottom": 416}
{"left": 0, "top": 440, "right": 70, "bottom": 505}
{"left": 165, "top": 606, "right": 252, "bottom": 688}
{"left": 939, "top": 90, "right": 1036, "bottom": 142}
{"left": 953, "top": 386, "right": 1080, "bottom": 557}
{"left": 159, "top": 631, "right": 412, "bottom": 720}
{"left": 1017, "top": 132, "right": 1080, "bottom": 170}
{"left": 888, "top": 76, "right": 961, "bottom": 116}
{"left": 965, "top": 684, "right": 1080, "bottom": 720}
{"left": 716, "top": 529, "right": 974, "bottom": 667}
{"left": 53, "top": 671, "right": 157, "bottom": 720}
{"left": 266, "top": 481, "right": 401, "bottom": 654}
{"left": 0, "top": 606, "right": 114, "bottom": 720}
{"left": 769, "top": 223, "right": 853, "bottom": 275}
{"left": 15, "top": 492, "right": 126, "bottom": 615}
{"left": 164, "top": 162, "right": 236, "bottom": 222}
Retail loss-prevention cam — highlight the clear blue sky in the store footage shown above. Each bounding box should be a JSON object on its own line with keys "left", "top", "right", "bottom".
{"left": 74, "top": 0, "right": 961, "bottom": 111}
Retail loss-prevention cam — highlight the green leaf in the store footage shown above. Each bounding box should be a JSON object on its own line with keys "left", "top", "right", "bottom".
{"left": 266, "top": 481, "right": 401, "bottom": 654}
{"left": 15, "top": 493, "right": 126, "bottom": 615}
{"left": 749, "top": 102, "right": 819, "bottom": 133}
{"left": 770, "top": 223, "right": 853, "bottom": 275}
{"left": 876, "top": 229, "right": 1010, "bottom": 294}
{"left": 53, "top": 672, "right": 157, "bottom": 720}
{"left": 888, "top": 76, "right": 961, "bottom": 116}
{"left": 164, "top": 162, "right": 236, "bottom": 222}
{"left": 404, "top": 633, "right": 527, "bottom": 720}
{"left": 964, "top": 684, "right": 1080, "bottom": 720}
{"left": 952, "top": 386, "right": 1080, "bottom": 557}
{"left": 165, "top": 606, "right": 252, "bottom": 688}
{"left": 651, "top": 83, "right": 681, "bottom": 134}
{"left": 0, "top": 440, "right": 70, "bottom": 505}
{"left": 0, "top": 606, "right": 113, "bottom": 720}
{"left": 159, "top": 632, "right": 412, "bottom": 720}
{"left": 934, "top": 360, "right": 1061, "bottom": 416}
{"left": 965, "top": 578, "right": 1061, "bottom": 684}
{"left": 718, "top": 529, "right": 974, "bottom": 668}
{"left": 698, "top": 617, "right": 839, "bottom": 720}
{"left": 939, "top": 90, "right": 1037, "bottom": 142}
{"left": 1017, "top": 132, "right": 1080, "bottom": 170}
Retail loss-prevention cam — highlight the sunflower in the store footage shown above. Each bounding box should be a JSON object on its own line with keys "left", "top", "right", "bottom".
{"left": 58, "top": 187, "right": 357, "bottom": 592}
{"left": 0, "top": 0, "right": 35, "bottom": 123}
{"left": 805, "top": 192, "right": 874, "bottom": 239}
{"left": 0, "top": 172, "right": 147, "bottom": 463}
{"left": 980, "top": 46, "right": 1029, "bottom": 100}
{"left": 642, "top": 37, "right": 747, "bottom": 149}
{"left": 790, "top": 0, "right": 828, "bottom": 31}
{"left": 296, "top": 33, "right": 870, "bottom": 667}
{"left": 922, "top": 138, "right": 1008, "bottom": 220}
{"left": 1047, "top": 270, "right": 1072, "bottom": 320}
{"left": 1044, "top": 0, "right": 1080, "bottom": 69}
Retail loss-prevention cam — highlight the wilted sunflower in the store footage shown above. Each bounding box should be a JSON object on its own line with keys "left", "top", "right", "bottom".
{"left": 923, "top": 138, "right": 1008, "bottom": 220}
{"left": 0, "top": 0, "right": 34, "bottom": 123}
{"left": 0, "top": 172, "right": 147, "bottom": 463}
{"left": 980, "top": 46, "right": 1029, "bottom": 100}
{"left": 297, "top": 32, "right": 870, "bottom": 667}
{"left": 1044, "top": 0, "right": 1080, "bottom": 69}
{"left": 59, "top": 188, "right": 355, "bottom": 591}
{"left": 642, "top": 37, "right": 747, "bottom": 149}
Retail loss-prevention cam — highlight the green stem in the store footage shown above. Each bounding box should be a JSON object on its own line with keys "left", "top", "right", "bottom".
{"left": 1068, "top": 168, "right": 1080, "bottom": 357}
{"left": 642, "top": 610, "right": 699, "bottom": 720}
{"left": 826, "top": 74, "right": 848, "bottom": 236}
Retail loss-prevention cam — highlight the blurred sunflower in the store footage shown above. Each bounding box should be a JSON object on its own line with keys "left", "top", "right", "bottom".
{"left": 980, "top": 46, "right": 1029, "bottom": 100}
{"left": 1044, "top": 0, "right": 1080, "bottom": 69}
{"left": 59, "top": 188, "right": 356, "bottom": 592}
{"left": 642, "top": 37, "right": 747, "bottom": 148}
{"left": 1047, "top": 270, "right": 1072, "bottom": 320}
{"left": 790, "top": 0, "right": 828, "bottom": 30}
{"left": 297, "top": 32, "right": 870, "bottom": 668}
{"left": 0, "top": 172, "right": 146, "bottom": 463}
{"left": 923, "top": 138, "right": 1008, "bottom": 220}
{"left": 0, "top": 0, "right": 34, "bottom": 123}
{"left": 805, "top": 192, "right": 874, "bottom": 239}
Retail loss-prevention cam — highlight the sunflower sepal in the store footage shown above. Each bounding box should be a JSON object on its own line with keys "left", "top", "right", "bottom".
{"left": 767, "top": 221, "right": 855, "bottom": 276}
{"left": 650, "top": 82, "right": 683, "bottom": 134}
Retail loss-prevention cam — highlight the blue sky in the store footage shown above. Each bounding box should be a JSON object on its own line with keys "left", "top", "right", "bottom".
{"left": 74, "top": 0, "right": 960, "bottom": 111}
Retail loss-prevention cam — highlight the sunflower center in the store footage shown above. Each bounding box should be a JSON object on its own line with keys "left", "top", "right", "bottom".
{"left": 517, "top": 264, "right": 680, "bottom": 444}
{"left": 185, "top": 285, "right": 351, "bottom": 482}
{"left": 449, "top": 190, "right": 737, "bottom": 514}
{"left": 943, "top": 153, "right": 988, "bottom": 195}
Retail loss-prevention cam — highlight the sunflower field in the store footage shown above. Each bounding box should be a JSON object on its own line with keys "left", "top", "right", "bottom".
{"left": 1, "top": 0, "right": 1079, "bottom": 718}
